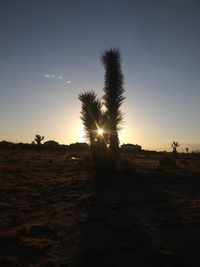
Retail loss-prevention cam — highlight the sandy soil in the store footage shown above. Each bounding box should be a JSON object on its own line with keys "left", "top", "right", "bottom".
{"left": 0, "top": 150, "right": 200, "bottom": 266}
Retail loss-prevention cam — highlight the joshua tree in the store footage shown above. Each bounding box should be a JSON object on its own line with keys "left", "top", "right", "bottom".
{"left": 171, "top": 141, "right": 180, "bottom": 158}
{"left": 78, "top": 48, "right": 125, "bottom": 174}
{"left": 35, "top": 134, "right": 44, "bottom": 152}
{"left": 101, "top": 48, "right": 125, "bottom": 170}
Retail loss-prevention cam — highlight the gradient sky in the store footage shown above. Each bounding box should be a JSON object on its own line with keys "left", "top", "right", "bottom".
{"left": 0, "top": 0, "right": 200, "bottom": 151}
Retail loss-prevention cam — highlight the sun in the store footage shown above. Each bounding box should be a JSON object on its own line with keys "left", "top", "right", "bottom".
{"left": 98, "top": 128, "right": 104, "bottom": 135}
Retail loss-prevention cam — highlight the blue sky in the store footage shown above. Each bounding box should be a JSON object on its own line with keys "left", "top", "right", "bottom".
{"left": 0, "top": 0, "right": 200, "bottom": 151}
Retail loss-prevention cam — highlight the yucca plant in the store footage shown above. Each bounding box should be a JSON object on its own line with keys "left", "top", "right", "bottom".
{"left": 171, "top": 141, "right": 180, "bottom": 158}
{"left": 101, "top": 48, "right": 125, "bottom": 170}
{"left": 35, "top": 134, "right": 44, "bottom": 152}
{"left": 78, "top": 48, "right": 125, "bottom": 174}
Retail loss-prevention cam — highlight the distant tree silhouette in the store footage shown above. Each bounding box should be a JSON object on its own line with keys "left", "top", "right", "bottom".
{"left": 171, "top": 141, "right": 180, "bottom": 158}
{"left": 35, "top": 134, "right": 44, "bottom": 152}
{"left": 186, "top": 147, "right": 189, "bottom": 155}
{"left": 101, "top": 48, "right": 125, "bottom": 170}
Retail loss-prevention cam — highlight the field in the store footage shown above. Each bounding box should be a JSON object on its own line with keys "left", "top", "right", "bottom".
{"left": 0, "top": 149, "right": 200, "bottom": 266}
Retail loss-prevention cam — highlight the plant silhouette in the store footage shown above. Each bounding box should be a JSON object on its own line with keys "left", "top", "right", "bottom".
{"left": 79, "top": 48, "right": 125, "bottom": 174}
{"left": 79, "top": 91, "right": 102, "bottom": 145}
{"left": 35, "top": 134, "right": 44, "bottom": 152}
{"left": 101, "top": 48, "right": 125, "bottom": 170}
{"left": 171, "top": 141, "right": 180, "bottom": 158}
{"left": 79, "top": 91, "right": 104, "bottom": 171}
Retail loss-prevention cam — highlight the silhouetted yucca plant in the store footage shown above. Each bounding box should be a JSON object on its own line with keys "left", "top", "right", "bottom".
{"left": 101, "top": 48, "right": 125, "bottom": 170}
{"left": 78, "top": 48, "right": 125, "bottom": 174}
{"left": 35, "top": 134, "right": 44, "bottom": 152}
{"left": 171, "top": 141, "right": 180, "bottom": 159}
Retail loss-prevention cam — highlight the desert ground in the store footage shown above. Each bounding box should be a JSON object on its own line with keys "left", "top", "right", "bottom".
{"left": 0, "top": 149, "right": 200, "bottom": 267}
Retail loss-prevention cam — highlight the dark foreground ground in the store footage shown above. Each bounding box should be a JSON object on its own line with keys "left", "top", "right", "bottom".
{"left": 0, "top": 150, "right": 200, "bottom": 266}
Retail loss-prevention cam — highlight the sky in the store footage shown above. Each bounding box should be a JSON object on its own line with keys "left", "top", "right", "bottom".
{"left": 0, "top": 0, "right": 200, "bottom": 151}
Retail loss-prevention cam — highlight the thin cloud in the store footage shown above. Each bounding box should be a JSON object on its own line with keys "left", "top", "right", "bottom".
{"left": 44, "top": 74, "right": 71, "bottom": 84}
{"left": 44, "top": 74, "right": 64, "bottom": 79}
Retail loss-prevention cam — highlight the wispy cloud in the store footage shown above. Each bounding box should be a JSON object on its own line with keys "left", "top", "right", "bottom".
{"left": 44, "top": 74, "right": 72, "bottom": 85}
{"left": 44, "top": 74, "right": 63, "bottom": 79}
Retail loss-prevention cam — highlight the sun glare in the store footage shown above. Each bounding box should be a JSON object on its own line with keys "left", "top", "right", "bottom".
{"left": 98, "top": 128, "right": 104, "bottom": 135}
